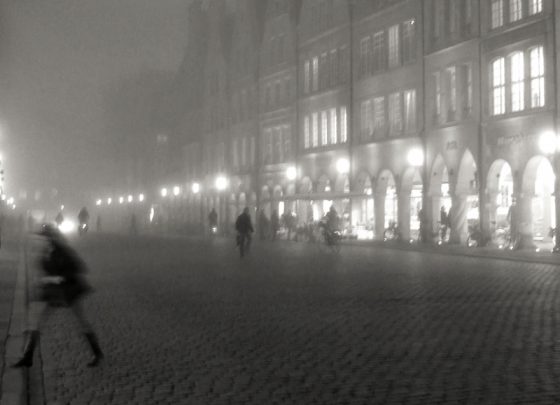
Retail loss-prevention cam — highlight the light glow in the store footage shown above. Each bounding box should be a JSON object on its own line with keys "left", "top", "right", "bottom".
{"left": 107, "top": 197, "right": 112, "bottom": 205}
{"left": 407, "top": 148, "right": 424, "bottom": 167}
{"left": 336, "top": 158, "right": 350, "bottom": 174}
{"left": 161, "top": 188, "right": 168, "bottom": 197}
{"left": 539, "top": 131, "right": 559, "bottom": 154}
{"left": 173, "top": 186, "right": 180, "bottom": 196}
{"left": 96, "top": 199, "right": 102, "bottom": 206}
{"left": 119, "top": 196, "right": 124, "bottom": 204}
{"left": 191, "top": 182, "right": 200, "bottom": 194}
{"left": 215, "top": 176, "right": 228, "bottom": 191}
{"left": 59, "top": 219, "right": 76, "bottom": 234}
{"left": 138, "top": 194, "right": 145, "bottom": 202}
{"left": 127, "top": 195, "right": 133, "bottom": 203}
{"left": 286, "top": 166, "right": 297, "bottom": 181}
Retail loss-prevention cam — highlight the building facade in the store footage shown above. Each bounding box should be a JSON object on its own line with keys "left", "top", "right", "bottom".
{"left": 96, "top": 0, "right": 560, "bottom": 250}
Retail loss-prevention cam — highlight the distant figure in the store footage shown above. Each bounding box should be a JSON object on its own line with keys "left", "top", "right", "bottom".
{"left": 96, "top": 215, "right": 102, "bottom": 232}
{"left": 235, "top": 207, "right": 254, "bottom": 257}
{"left": 507, "top": 198, "right": 519, "bottom": 242}
{"left": 130, "top": 213, "right": 138, "bottom": 235}
{"left": 325, "top": 206, "right": 340, "bottom": 233}
{"left": 12, "top": 224, "right": 103, "bottom": 368}
{"left": 257, "top": 209, "right": 269, "bottom": 241}
{"left": 440, "top": 206, "right": 450, "bottom": 241}
{"left": 270, "top": 209, "right": 280, "bottom": 240}
{"left": 283, "top": 211, "right": 296, "bottom": 240}
{"left": 208, "top": 208, "right": 218, "bottom": 233}
{"left": 54, "top": 211, "right": 64, "bottom": 228}
{"left": 78, "top": 207, "right": 90, "bottom": 235}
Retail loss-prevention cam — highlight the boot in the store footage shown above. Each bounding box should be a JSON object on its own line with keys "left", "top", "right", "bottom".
{"left": 12, "top": 330, "right": 39, "bottom": 368}
{"left": 84, "top": 332, "right": 104, "bottom": 367}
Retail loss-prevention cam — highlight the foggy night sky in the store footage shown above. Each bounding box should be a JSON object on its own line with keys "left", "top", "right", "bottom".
{"left": 0, "top": 0, "right": 189, "bottom": 209}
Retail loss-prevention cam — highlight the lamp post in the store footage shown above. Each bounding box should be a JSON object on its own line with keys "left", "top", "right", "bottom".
{"left": 538, "top": 131, "right": 560, "bottom": 252}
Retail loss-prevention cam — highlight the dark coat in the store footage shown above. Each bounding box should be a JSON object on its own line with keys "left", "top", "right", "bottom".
{"left": 39, "top": 241, "right": 91, "bottom": 306}
{"left": 235, "top": 213, "right": 254, "bottom": 234}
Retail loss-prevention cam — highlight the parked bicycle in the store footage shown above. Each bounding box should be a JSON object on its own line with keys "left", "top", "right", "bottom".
{"left": 383, "top": 221, "right": 401, "bottom": 241}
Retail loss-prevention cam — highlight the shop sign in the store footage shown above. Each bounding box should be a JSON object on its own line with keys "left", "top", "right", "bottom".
{"left": 495, "top": 132, "right": 536, "bottom": 147}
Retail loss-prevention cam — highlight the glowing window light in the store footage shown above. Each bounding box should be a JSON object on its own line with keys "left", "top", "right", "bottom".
{"left": 336, "top": 158, "right": 350, "bottom": 174}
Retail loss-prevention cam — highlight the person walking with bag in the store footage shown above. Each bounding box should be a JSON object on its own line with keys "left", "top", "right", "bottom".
{"left": 13, "top": 224, "right": 104, "bottom": 368}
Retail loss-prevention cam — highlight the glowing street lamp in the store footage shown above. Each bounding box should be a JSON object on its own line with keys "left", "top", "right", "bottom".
{"left": 539, "top": 130, "right": 560, "bottom": 154}
{"left": 215, "top": 176, "right": 228, "bottom": 191}
{"left": 138, "top": 194, "right": 145, "bottom": 202}
{"left": 107, "top": 197, "right": 112, "bottom": 205}
{"left": 191, "top": 182, "right": 200, "bottom": 194}
{"left": 336, "top": 158, "right": 350, "bottom": 174}
{"left": 161, "top": 188, "right": 168, "bottom": 197}
{"left": 119, "top": 196, "right": 124, "bottom": 204}
{"left": 286, "top": 166, "right": 297, "bottom": 181}
{"left": 127, "top": 195, "right": 133, "bottom": 203}
{"left": 407, "top": 148, "right": 424, "bottom": 167}
{"left": 173, "top": 186, "right": 181, "bottom": 196}
{"left": 96, "top": 199, "right": 102, "bottom": 206}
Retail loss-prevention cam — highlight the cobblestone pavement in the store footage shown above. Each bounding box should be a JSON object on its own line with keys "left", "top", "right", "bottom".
{"left": 29, "top": 234, "right": 560, "bottom": 404}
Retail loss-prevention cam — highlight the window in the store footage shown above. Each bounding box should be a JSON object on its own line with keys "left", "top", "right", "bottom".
{"left": 372, "top": 31, "right": 385, "bottom": 72}
{"left": 510, "top": 52, "right": 524, "bottom": 112}
{"left": 434, "top": 71, "right": 442, "bottom": 118}
{"left": 320, "top": 52, "right": 327, "bottom": 89}
{"left": 529, "top": 0, "right": 542, "bottom": 15}
{"left": 322, "top": 53, "right": 330, "bottom": 88}
{"left": 312, "top": 112, "right": 319, "bottom": 147}
{"left": 330, "top": 108, "right": 338, "bottom": 144}
{"left": 321, "top": 111, "right": 328, "bottom": 145}
{"left": 492, "top": 58, "right": 506, "bottom": 115}
{"left": 449, "top": 0, "right": 457, "bottom": 34}
{"left": 388, "top": 25, "right": 400, "bottom": 68}
{"left": 404, "top": 90, "right": 417, "bottom": 132}
{"left": 330, "top": 49, "right": 338, "bottom": 86}
{"left": 304, "top": 116, "right": 310, "bottom": 149}
{"left": 460, "top": 64, "right": 473, "bottom": 116}
{"left": 250, "top": 137, "right": 255, "bottom": 165}
{"left": 241, "top": 137, "right": 247, "bottom": 166}
{"left": 361, "top": 100, "right": 372, "bottom": 140}
{"left": 491, "top": 0, "right": 504, "bottom": 29}
{"left": 340, "top": 46, "right": 349, "bottom": 83}
{"left": 360, "top": 36, "right": 371, "bottom": 77}
{"left": 312, "top": 57, "right": 319, "bottom": 91}
{"left": 389, "top": 93, "right": 403, "bottom": 135}
{"left": 373, "top": 97, "right": 385, "bottom": 138}
{"left": 509, "top": 0, "right": 522, "bottom": 22}
{"left": 233, "top": 138, "right": 239, "bottom": 167}
{"left": 530, "top": 46, "right": 545, "bottom": 107}
{"left": 447, "top": 66, "right": 457, "bottom": 118}
{"left": 434, "top": 0, "right": 443, "bottom": 38}
{"left": 402, "top": 20, "right": 416, "bottom": 63}
{"left": 304, "top": 60, "right": 310, "bottom": 94}
{"left": 340, "top": 107, "right": 347, "bottom": 143}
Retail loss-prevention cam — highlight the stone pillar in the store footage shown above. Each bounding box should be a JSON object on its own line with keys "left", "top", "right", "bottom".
{"left": 398, "top": 192, "right": 411, "bottom": 240}
{"left": 449, "top": 194, "right": 468, "bottom": 244}
{"left": 374, "top": 192, "right": 385, "bottom": 240}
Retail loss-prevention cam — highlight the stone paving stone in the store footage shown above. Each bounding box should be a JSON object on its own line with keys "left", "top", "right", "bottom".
{"left": 26, "top": 234, "right": 560, "bottom": 404}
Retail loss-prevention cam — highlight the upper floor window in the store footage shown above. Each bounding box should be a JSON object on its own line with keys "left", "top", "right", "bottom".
{"left": 312, "top": 112, "right": 319, "bottom": 147}
{"left": 330, "top": 49, "right": 338, "bottom": 86}
{"left": 372, "top": 31, "right": 386, "bottom": 72}
{"left": 491, "top": 58, "right": 506, "bottom": 115}
{"left": 530, "top": 46, "right": 545, "bottom": 107}
{"left": 434, "top": 71, "right": 442, "bottom": 117}
{"left": 373, "top": 97, "right": 386, "bottom": 138}
{"left": 447, "top": 67, "right": 457, "bottom": 117}
{"left": 330, "top": 108, "right": 338, "bottom": 144}
{"left": 321, "top": 111, "right": 328, "bottom": 145}
{"left": 388, "top": 25, "right": 400, "bottom": 68}
{"left": 340, "top": 107, "right": 348, "bottom": 143}
{"left": 434, "top": 0, "right": 444, "bottom": 38}
{"left": 312, "top": 57, "right": 319, "bottom": 91}
{"left": 304, "top": 116, "right": 310, "bottom": 149}
{"left": 404, "top": 89, "right": 417, "bottom": 132}
{"left": 360, "top": 36, "right": 372, "bottom": 77}
{"left": 304, "top": 61, "right": 310, "bottom": 94}
{"left": 402, "top": 20, "right": 416, "bottom": 63}
{"left": 509, "top": 0, "right": 522, "bottom": 22}
{"left": 491, "top": 0, "right": 504, "bottom": 29}
{"left": 529, "top": 0, "right": 542, "bottom": 15}
{"left": 510, "top": 52, "right": 525, "bottom": 111}
{"left": 360, "top": 100, "right": 373, "bottom": 140}
{"left": 388, "top": 93, "right": 403, "bottom": 135}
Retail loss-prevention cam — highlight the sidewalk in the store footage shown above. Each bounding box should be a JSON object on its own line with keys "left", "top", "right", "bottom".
{"left": 0, "top": 238, "right": 25, "bottom": 405}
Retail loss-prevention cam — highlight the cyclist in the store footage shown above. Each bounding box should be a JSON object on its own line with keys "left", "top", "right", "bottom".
{"left": 235, "top": 207, "right": 254, "bottom": 257}
{"left": 506, "top": 198, "right": 520, "bottom": 249}
{"left": 321, "top": 206, "right": 340, "bottom": 245}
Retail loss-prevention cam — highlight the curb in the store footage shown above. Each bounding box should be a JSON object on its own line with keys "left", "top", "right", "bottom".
{"left": 1, "top": 243, "right": 26, "bottom": 405}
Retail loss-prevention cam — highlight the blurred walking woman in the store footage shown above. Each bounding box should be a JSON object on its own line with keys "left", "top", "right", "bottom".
{"left": 13, "top": 224, "right": 104, "bottom": 368}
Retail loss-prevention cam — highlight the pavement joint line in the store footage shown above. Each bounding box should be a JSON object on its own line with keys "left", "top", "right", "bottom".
{"left": 0, "top": 241, "right": 26, "bottom": 405}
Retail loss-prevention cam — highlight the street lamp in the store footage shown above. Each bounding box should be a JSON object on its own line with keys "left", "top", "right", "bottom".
{"left": 286, "top": 166, "right": 297, "bottom": 181}
{"left": 107, "top": 197, "right": 112, "bottom": 205}
{"left": 127, "top": 195, "right": 133, "bottom": 203}
{"left": 138, "top": 194, "right": 145, "bottom": 202}
{"left": 173, "top": 186, "right": 181, "bottom": 196}
{"left": 336, "top": 158, "right": 350, "bottom": 174}
{"left": 215, "top": 176, "right": 228, "bottom": 191}
{"left": 407, "top": 148, "right": 424, "bottom": 167}
{"left": 119, "top": 196, "right": 124, "bottom": 204}
{"left": 161, "top": 187, "right": 168, "bottom": 197}
{"left": 539, "top": 130, "right": 560, "bottom": 252}
{"left": 96, "top": 199, "right": 102, "bottom": 206}
{"left": 191, "top": 182, "right": 200, "bottom": 194}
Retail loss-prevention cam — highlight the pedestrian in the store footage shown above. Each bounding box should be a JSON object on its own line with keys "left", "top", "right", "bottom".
{"left": 257, "top": 209, "right": 269, "bottom": 241}
{"left": 208, "top": 208, "right": 218, "bottom": 233}
{"left": 440, "top": 206, "right": 450, "bottom": 241}
{"left": 12, "top": 224, "right": 103, "bottom": 368}
{"left": 235, "top": 207, "right": 254, "bottom": 257}
{"left": 96, "top": 215, "right": 102, "bottom": 232}
{"left": 270, "top": 209, "right": 279, "bottom": 240}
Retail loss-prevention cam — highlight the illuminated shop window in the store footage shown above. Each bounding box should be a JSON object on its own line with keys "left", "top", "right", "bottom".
{"left": 510, "top": 52, "right": 524, "bottom": 112}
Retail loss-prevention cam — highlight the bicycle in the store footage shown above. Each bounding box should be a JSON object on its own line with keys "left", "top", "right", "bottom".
{"left": 320, "top": 228, "right": 342, "bottom": 253}
{"left": 236, "top": 232, "right": 252, "bottom": 258}
{"left": 383, "top": 221, "right": 401, "bottom": 241}
{"left": 491, "top": 225, "right": 520, "bottom": 250}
